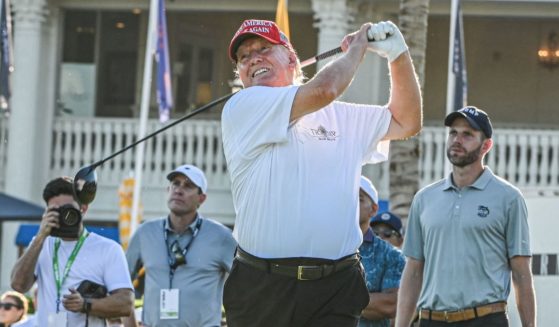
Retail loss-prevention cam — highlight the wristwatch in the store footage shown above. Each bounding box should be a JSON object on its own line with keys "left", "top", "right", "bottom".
{"left": 82, "top": 298, "right": 93, "bottom": 313}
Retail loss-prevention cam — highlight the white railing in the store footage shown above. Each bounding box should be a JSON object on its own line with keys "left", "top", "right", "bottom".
{"left": 49, "top": 117, "right": 230, "bottom": 189}
{"left": 419, "top": 126, "right": 559, "bottom": 195}
{"left": 1, "top": 118, "right": 558, "bottom": 197}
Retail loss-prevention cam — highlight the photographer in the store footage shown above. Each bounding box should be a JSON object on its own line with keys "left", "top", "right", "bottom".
{"left": 11, "top": 177, "right": 134, "bottom": 327}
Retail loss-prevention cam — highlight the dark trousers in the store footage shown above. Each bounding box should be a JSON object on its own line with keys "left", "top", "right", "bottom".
{"left": 418, "top": 312, "right": 508, "bottom": 327}
{"left": 223, "top": 258, "right": 370, "bottom": 327}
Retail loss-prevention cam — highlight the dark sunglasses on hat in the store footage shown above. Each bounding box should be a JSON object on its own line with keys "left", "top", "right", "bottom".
{"left": 373, "top": 227, "right": 400, "bottom": 238}
{"left": 0, "top": 302, "right": 22, "bottom": 310}
{"left": 169, "top": 240, "right": 187, "bottom": 269}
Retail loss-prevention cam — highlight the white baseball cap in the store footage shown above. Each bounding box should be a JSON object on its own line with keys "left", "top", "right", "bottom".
{"left": 360, "top": 176, "right": 378, "bottom": 204}
{"left": 166, "top": 164, "right": 208, "bottom": 194}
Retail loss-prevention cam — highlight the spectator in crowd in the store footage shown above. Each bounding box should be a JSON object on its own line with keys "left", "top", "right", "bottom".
{"left": 0, "top": 291, "right": 30, "bottom": 327}
{"left": 370, "top": 211, "right": 404, "bottom": 249}
{"left": 221, "top": 18, "right": 421, "bottom": 327}
{"left": 123, "top": 164, "right": 237, "bottom": 327}
{"left": 358, "top": 176, "right": 406, "bottom": 327}
{"left": 11, "top": 177, "right": 134, "bottom": 327}
{"left": 396, "top": 107, "right": 536, "bottom": 327}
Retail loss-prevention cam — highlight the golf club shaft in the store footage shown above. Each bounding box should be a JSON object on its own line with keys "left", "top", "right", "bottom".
{"left": 90, "top": 92, "right": 235, "bottom": 168}
{"left": 299, "top": 33, "right": 379, "bottom": 67}
{"left": 89, "top": 43, "right": 361, "bottom": 169}
{"left": 300, "top": 47, "right": 343, "bottom": 68}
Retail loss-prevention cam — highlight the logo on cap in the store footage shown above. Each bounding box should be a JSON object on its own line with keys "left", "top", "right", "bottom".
{"left": 444, "top": 106, "right": 493, "bottom": 138}
{"left": 229, "top": 19, "right": 292, "bottom": 62}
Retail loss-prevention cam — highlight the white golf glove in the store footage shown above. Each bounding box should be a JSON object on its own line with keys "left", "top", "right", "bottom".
{"left": 366, "top": 21, "right": 408, "bottom": 63}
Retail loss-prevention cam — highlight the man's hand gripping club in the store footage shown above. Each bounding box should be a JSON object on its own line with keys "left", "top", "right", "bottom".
{"left": 367, "top": 21, "right": 408, "bottom": 62}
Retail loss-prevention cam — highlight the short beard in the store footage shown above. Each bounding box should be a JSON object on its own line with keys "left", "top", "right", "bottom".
{"left": 446, "top": 144, "right": 483, "bottom": 167}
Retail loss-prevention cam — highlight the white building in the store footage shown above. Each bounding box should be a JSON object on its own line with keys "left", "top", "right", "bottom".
{"left": 1, "top": 0, "right": 558, "bottom": 325}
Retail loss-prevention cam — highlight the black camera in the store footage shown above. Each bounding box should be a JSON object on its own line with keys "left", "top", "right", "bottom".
{"left": 77, "top": 280, "right": 107, "bottom": 299}
{"left": 50, "top": 204, "right": 82, "bottom": 238}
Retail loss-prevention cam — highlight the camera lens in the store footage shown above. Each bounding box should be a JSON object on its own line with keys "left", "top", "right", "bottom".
{"left": 61, "top": 208, "right": 80, "bottom": 226}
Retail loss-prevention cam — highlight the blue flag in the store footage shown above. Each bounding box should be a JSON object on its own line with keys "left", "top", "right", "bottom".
{"left": 451, "top": 0, "right": 467, "bottom": 111}
{"left": 155, "top": 0, "right": 172, "bottom": 123}
{"left": 0, "top": 0, "right": 13, "bottom": 114}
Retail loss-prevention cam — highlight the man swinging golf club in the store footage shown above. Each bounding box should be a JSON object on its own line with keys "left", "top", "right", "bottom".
{"left": 221, "top": 19, "right": 422, "bottom": 327}
{"left": 69, "top": 20, "right": 394, "bottom": 205}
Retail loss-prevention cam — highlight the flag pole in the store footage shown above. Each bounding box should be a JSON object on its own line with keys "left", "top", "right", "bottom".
{"left": 446, "top": 0, "right": 459, "bottom": 117}
{"left": 131, "top": 0, "right": 158, "bottom": 235}
{"left": 0, "top": 0, "right": 14, "bottom": 115}
{"left": 444, "top": 0, "right": 459, "bottom": 177}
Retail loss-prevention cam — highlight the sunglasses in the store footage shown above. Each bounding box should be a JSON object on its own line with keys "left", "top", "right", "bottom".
{"left": 169, "top": 241, "right": 187, "bottom": 269}
{"left": 0, "top": 302, "right": 21, "bottom": 310}
{"left": 373, "top": 228, "right": 400, "bottom": 238}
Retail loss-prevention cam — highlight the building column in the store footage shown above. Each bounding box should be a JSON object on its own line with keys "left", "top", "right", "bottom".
{"left": 2, "top": 0, "right": 48, "bottom": 290}
{"left": 344, "top": 2, "right": 392, "bottom": 106}
{"left": 311, "top": 0, "right": 391, "bottom": 105}
{"left": 311, "top": 0, "right": 353, "bottom": 70}
{"left": 6, "top": 0, "right": 48, "bottom": 200}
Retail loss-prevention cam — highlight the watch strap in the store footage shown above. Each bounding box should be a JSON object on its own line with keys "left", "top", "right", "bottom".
{"left": 82, "top": 298, "right": 93, "bottom": 313}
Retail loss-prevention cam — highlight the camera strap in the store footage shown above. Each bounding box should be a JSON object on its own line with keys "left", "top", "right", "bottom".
{"left": 53, "top": 229, "right": 89, "bottom": 313}
{"left": 164, "top": 217, "right": 203, "bottom": 287}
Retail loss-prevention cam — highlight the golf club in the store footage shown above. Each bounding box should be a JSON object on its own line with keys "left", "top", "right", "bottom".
{"left": 73, "top": 33, "right": 382, "bottom": 204}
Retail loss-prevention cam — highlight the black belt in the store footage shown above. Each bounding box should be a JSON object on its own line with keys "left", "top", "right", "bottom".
{"left": 235, "top": 248, "right": 360, "bottom": 281}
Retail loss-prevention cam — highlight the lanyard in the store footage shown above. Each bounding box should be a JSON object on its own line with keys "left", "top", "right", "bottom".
{"left": 164, "top": 217, "right": 202, "bottom": 288}
{"left": 53, "top": 229, "right": 89, "bottom": 312}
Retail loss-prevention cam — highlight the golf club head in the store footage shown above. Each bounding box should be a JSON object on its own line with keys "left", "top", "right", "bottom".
{"left": 73, "top": 165, "right": 98, "bottom": 205}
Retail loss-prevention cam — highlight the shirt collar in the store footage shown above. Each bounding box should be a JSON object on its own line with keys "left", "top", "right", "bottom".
{"left": 470, "top": 167, "right": 493, "bottom": 190}
{"left": 363, "top": 227, "right": 375, "bottom": 243}
{"left": 442, "top": 172, "right": 455, "bottom": 191}
{"left": 443, "top": 166, "right": 494, "bottom": 191}
{"left": 164, "top": 214, "right": 201, "bottom": 234}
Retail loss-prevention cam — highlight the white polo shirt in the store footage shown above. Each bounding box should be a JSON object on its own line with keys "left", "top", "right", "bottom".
{"left": 222, "top": 85, "right": 391, "bottom": 259}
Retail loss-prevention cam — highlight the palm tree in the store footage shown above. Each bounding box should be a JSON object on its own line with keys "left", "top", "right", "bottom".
{"left": 388, "top": 0, "right": 430, "bottom": 224}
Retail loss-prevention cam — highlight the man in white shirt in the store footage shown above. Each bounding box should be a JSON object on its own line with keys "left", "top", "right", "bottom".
{"left": 222, "top": 18, "right": 422, "bottom": 327}
{"left": 11, "top": 177, "right": 134, "bottom": 327}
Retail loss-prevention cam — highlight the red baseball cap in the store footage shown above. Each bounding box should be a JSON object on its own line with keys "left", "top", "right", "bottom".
{"left": 229, "top": 19, "right": 293, "bottom": 62}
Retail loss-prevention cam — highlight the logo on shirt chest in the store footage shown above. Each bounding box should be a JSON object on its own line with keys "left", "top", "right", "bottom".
{"left": 477, "top": 205, "right": 490, "bottom": 218}
{"left": 308, "top": 125, "right": 339, "bottom": 141}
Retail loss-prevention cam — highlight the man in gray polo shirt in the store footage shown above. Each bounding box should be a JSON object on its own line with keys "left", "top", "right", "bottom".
{"left": 122, "top": 164, "right": 237, "bottom": 327}
{"left": 396, "top": 107, "right": 536, "bottom": 327}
